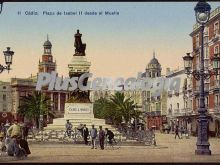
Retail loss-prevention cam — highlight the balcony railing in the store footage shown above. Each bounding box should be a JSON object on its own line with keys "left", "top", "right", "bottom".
{"left": 194, "top": 84, "right": 209, "bottom": 95}
{"left": 174, "top": 91, "right": 179, "bottom": 96}
{"left": 168, "top": 91, "right": 172, "bottom": 97}
{"left": 210, "top": 80, "right": 220, "bottom": 91}
{"left": 214, "top": 105, "right": 220, "bottom": 113}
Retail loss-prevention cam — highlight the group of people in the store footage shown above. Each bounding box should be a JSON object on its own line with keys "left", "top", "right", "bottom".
{"left": 174, "top": 125, "right": 189, "bottom": 139}
{"left": 0, "top": 119, "right": 31, "bottom": 159}
{"left": 89, "top": 125, "right": 115, "bottom": 150}
{"left": 65, "top": 120, "right": 115, "bottom": 150}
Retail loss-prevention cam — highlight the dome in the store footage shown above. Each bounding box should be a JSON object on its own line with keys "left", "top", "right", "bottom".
{"left": 148, "top": 51, "right": 160, "bottom": 66}
{"left": 43, "top": 40, "right": 52, "bottom": 47}
{"left": 149, "top": 57, "right": 159, "bottom": 65}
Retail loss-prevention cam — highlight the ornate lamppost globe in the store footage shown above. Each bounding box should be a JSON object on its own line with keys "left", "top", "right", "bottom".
{"left": 194, "top": 1, "right": 211, "bottom": 24}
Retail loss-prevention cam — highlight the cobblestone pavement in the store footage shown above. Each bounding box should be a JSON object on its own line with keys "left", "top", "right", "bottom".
{"left": 1, "top": 132, "right": 220, "bottom": 163}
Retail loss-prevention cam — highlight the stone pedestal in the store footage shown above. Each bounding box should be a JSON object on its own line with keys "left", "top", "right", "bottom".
{"left": 64, "top": 103, "right": 94, "bottom": 119}
{"left": 45, "top": 102, "right": 112, "bottom": 130}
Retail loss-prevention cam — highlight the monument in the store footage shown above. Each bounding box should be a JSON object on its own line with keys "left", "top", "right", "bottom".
{"left": 45, "top": 30, "right": 113, "bottom": 130}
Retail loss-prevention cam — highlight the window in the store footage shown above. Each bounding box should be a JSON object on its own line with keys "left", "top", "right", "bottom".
{"left": 177, "top": 103, "right": 179, "bottom": 109}
{"left": 215, "top": 95, "right": 219, "bottom": 107}
{"left": 205, "top": 46, "right": 209, "bottom": 59}
{"left": 205, "top": 97, "right": 209, "bottom": 108}
{"left": 48, "top": 56, "right": 52, "bottom": 62}
{"left": 214, "top": 21, "right": 219, "bottom": 36}
{"left": 147, "top": 91, "right": 150, "bottom": 98}
{"left": 3, "top": 94, "right": 6, "bottom": 101}
{"left": 190, "top": 100, "right": 193, "bottom": 109}
{"left": 196, "top": 54, "right": 200, "bottom": 70}
{"left": 214, "top": 45, "right": 219, "bottom": 55}
{"left": 197, "top": 98, "right": 200, "bottom": 108}
{"left": 204, "top": 27, "right": 209, "bottom": 43}
{"left": 2, "top": 86, "right": 6, "bottom": 89}
{"left": 196, "top": 34, "right": 199, "bottom": 48}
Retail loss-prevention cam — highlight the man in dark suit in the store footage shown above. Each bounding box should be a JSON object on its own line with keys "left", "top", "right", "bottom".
{"left": 82, "top": 124, "right": 89, "bottom": 145}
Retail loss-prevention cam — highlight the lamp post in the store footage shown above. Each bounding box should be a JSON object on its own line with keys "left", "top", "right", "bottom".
{"left": 182, "top": 1, "right": 220, "bottom": 155}
{"left": 183, "top": 90, "right": 187, "bottom": 130}
{"left": 0, "top": 47, "right": 14, "bottom": 73}
{"left": 0, "top": 1, "right": 3, "bottom": 14}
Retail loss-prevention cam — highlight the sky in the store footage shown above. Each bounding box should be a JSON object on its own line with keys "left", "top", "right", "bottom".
{"left": 0, "top": 2, "right": 219, "bottom": 81}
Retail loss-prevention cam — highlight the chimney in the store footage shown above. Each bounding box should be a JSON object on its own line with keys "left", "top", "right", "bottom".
{"left": 166, "top": 68, "right": 171, "bottom": 75}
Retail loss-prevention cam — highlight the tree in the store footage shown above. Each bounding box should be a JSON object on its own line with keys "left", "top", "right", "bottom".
{"left": 93, "top": 97, "right": 117, "bottom": 124}
{"left": 18, "top": 91, "right": 52, "bottom": 129}
{"left": 110, "top": 92, "right": 134, "bottom": 125}
{"left": 93, "top": 92, "right": 145, "bottom": 128}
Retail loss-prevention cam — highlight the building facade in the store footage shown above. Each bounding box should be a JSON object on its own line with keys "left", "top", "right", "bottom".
{"left": 0, "top": 81, "right": 13, "bottom": 123}
{"left": 166, "top": 68, "right": 193, "bottom": 133}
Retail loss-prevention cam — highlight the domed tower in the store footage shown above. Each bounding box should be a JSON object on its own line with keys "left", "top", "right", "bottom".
{"left": 146, "top": 51, "right": 162, "bottom": 78}
{"left": 38, "top": 35, "right": 56, "bottom": 73}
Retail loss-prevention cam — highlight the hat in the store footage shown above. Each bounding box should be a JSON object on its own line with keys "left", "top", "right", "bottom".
{"left": 11, "top": 135, "right": 18, "bottom": 138}
{"left": 0, "top": 132, "right": 4, "bottom": 138}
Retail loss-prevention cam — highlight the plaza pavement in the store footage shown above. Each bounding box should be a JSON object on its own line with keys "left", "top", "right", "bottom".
{"left": 1, "top": 132, "right": 220, "bottom": 163}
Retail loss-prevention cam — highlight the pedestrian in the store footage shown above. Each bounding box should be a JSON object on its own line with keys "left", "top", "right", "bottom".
{"left": 82, "top": 124, "right": 89, "bottom": 145}
{"left": 0, "top": 123, "right": 6, "bottom": 137}
{"left": 99, "top": 126, "right": 105, "bottom": 150}
{"left": 4, "top": 120, "right": 11, "bottom": 136}
{"left": 22, "top": 123, "right": 30, "bottom": 140}
{"left": 180, "top": 126, "right": 184, "bottom": 137}
{"left": 174, "top": 125, "right": 181, "bottom": 139}
{"left": 0, "top": 132, "right": 6, "bottom": 152}
{"left": 18, "top": 135, "right": 31, "bottom": 157}
{"left": 90, "top": 125, "right": 97, "bottom": 149}
{"left": 7, "top": 119, "right": 22, "bottom": 138}
{"left": 7, "top": 135, "right": 26, "bottom": 158}
{"left": 65, "top": 120, "right": 72, "bottom": 138}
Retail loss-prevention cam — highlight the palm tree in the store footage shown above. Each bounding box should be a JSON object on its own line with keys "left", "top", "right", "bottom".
{"left": 18, "top": 91, "right": 52, "bottom": 129}
{"left": 110, "top": 92, "right": 135, "bottom": 126}
{"left": 111, "top": 92, "right": 145, "bottom": 127}
{"left": 94, "top": 92, "right": 144, "bottom": 127}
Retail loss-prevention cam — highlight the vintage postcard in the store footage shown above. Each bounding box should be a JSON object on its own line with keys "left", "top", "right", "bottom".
{"left": 0, "top": 1, "right": 220, "bottom": 163}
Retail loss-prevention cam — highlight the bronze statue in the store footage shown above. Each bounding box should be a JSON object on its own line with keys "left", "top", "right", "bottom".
{"left": 74, "top": 29, "right": 86, "bottom": 56}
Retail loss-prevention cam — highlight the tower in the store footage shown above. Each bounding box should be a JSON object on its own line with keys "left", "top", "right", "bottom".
{"left": 38, "top": 35, "right": 56, "bottom": 73}
{"left": 145, "top": 51, "right": 162, "bottom": 78}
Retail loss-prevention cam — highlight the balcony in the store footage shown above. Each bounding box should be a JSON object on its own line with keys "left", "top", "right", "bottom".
{"left": 193, "top": 84, "right": 209, "bottom": 96}
{"left": 214, "top": 105, "right": 220, "bottom": 113}
{"left": 173, "top": 109, "right": 180, "bottom": 116}
{"left": 210, "top": 80, "right": 220, "bottom": 92}
{"left": 212, "top": 30, "right": 219, "bottom": 42}
{"left": 187, "top": 84, "right": 192, "bottom": 92}
{"left": 194, "top": 46, "right": 200, "bottom": 53}
{"left": 168, "top": 91, "right": 172, "bottom": 97}
{"left": 174, "top": 91, "right": 179, "bottom": 96}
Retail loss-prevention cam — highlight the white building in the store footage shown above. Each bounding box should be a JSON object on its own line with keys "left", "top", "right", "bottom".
{"left": 166, "top": 68, "right": 193, "bottom": 131}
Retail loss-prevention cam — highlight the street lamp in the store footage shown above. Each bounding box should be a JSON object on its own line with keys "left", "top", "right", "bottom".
{"left": 0, "top": 1, "right": 3, "bottom": 14}
{"left": 0, "top": 47, "right": 14, "bottom": 73}
{"left": 183, "top": 1, "right": 217, "bottom": 155}
{"left": 183, "top": 85, "right": 188, "bottom": 132}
